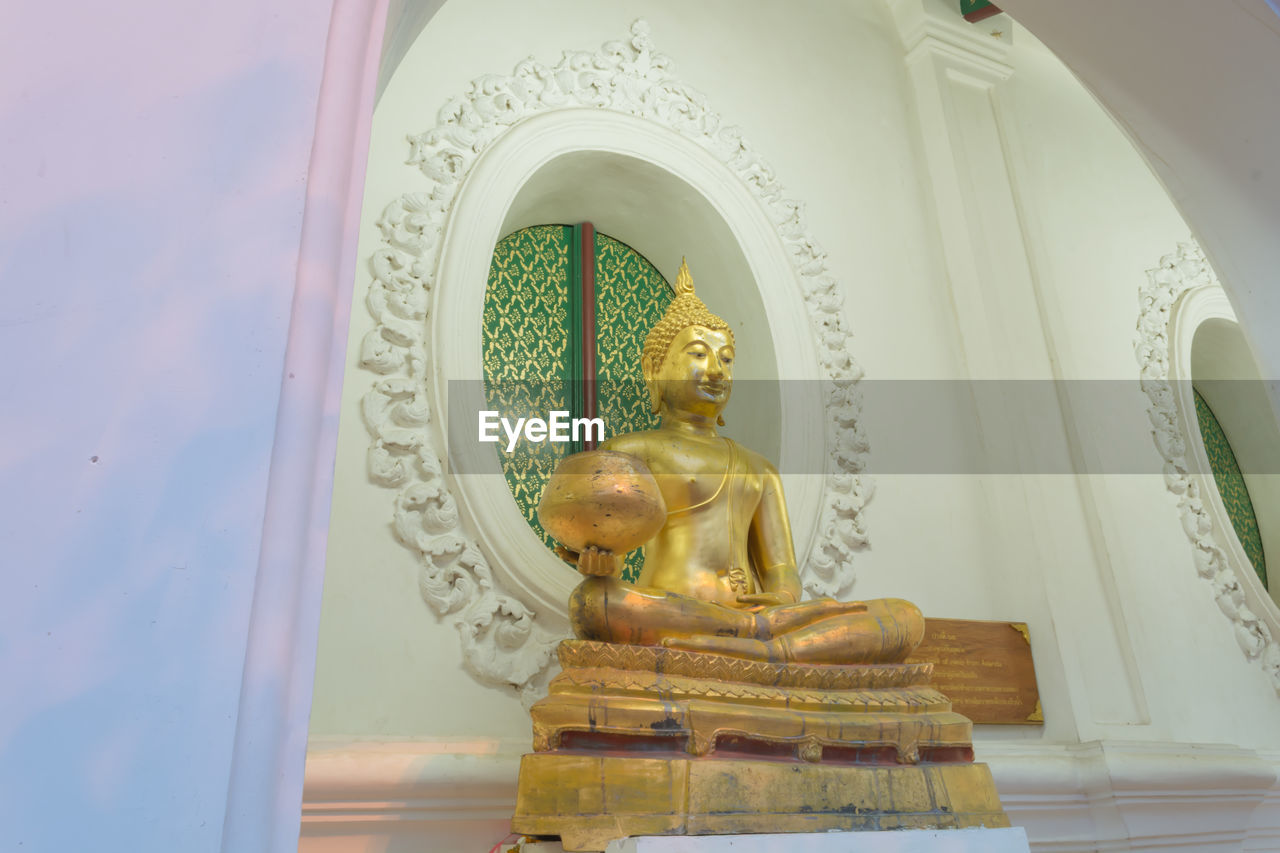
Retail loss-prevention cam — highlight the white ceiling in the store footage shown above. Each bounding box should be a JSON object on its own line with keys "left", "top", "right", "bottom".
{"left": 998, "top": 0, "right": 1280, "bottom": 381}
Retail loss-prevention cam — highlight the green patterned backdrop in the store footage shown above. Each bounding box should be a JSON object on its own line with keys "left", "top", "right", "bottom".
{"left": 483, "top": 226, "right": 573, "bottom": 564}
{"left": 483, "top": 225, "right": 672, "bottom": 582}
{"left": 1194, "top": 389, "right": 1268, "bottom": 588}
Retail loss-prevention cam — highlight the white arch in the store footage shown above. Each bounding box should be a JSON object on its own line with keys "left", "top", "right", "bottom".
{"left": 438, "top": 109, "right": 821, "bottom": 619}
{"left": 1171, "top": 287, "right": 1280, "bottom": 613}
{"left": 359, "top": 21, "right": 872, "bottom": 695}
{"left": 1137, "top": 241, "right": 1280, "bottom": 690}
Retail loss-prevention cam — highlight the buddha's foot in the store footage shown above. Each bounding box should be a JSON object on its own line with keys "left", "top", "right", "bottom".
{"left": 661, "top": 634, "right": 777, "bottom": 662}
{"left": 755, "top": 598, "right": 868, "bottom": 637}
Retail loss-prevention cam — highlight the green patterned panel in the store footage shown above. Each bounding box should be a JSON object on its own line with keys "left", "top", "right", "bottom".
{"left": 482, "top": 225, "right": 574, "bottom": 557}
{"left": 1195, "top": 389, "right": 1268, "bottom": 588}
{"left": 594, "top": 232, "right": 674, "bottom": 582}
{"left": 482, "top": 226, "right": 673, "bottom": 585}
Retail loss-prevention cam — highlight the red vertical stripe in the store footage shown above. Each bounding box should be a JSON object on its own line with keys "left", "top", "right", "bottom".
{"left": 580, "top": 222, "right": 598, "bottom": 448}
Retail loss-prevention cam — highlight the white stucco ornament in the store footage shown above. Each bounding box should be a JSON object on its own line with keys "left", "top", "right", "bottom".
{"left": 360, "top": 21, "right": 871, "bottom": 699}
{"left": 1135, "top": 241, "right": 1280, "bottom": 691}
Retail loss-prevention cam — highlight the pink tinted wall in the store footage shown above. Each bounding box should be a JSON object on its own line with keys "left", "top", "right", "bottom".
{"left": 0, "top": 0, "right": 380, "bottom": 849}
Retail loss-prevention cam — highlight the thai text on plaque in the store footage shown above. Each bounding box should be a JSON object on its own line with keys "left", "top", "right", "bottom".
{"left": 907, "top": 618, "right": 1043, "bottom": 725}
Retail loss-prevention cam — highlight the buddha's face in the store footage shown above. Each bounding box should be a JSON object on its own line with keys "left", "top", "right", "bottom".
{"left": 645, "top": 324, "right": 735, "bottom": 420}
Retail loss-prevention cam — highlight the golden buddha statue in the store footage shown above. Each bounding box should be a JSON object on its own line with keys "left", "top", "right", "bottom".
{"left": 513, "top": 260, "right": 1007, "bottom": 851}
{"left": 544, "top": 259, "right": 924, "bottom": 665}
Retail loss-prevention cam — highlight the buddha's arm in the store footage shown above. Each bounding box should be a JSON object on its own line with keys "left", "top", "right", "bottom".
{"left": 746, "top": 463, "right": 801, "bottom": 605}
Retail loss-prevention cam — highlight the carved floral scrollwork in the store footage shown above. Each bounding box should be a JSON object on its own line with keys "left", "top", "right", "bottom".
{"left": 360, "top": 21, "right": 872, "bottom": 698}
{"left": 1135, "top": 241, "right": 1280, "bottom": 690}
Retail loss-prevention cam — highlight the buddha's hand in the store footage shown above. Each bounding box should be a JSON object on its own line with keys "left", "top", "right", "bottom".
{"left": 736, "top": 591, "right": 797, "bottom": 608}
{"left": 554, "top": 544, "right": 622, "bottom": 577}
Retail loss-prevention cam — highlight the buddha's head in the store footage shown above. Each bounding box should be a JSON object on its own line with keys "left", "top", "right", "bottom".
{"left": 641, "top": 259, "right": 736, "bottom": 423}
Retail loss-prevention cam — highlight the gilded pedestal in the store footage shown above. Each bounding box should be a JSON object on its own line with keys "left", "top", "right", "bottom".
{"left": 512, "top": 641, "right": 1008, "bottom": 851}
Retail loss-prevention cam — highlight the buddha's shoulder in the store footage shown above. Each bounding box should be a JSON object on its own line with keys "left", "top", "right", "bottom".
{"left": 601, "top": 432, "right": 778, "bottom": 475}
{"left": 723, "top": 438, "right": 780, "bottom": 476}
{"left": 600, "top": 430, "right": 664, "bottom": 458}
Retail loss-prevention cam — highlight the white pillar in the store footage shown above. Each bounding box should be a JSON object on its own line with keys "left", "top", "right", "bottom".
{"left": 885, "top": 0, "right": 1149, "bottom": 734}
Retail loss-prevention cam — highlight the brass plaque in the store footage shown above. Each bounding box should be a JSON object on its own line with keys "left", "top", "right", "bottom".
{"left": 906, "top": 618, "right": 1042, "bottom": 725}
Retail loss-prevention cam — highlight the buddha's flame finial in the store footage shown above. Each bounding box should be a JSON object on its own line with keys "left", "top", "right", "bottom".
{"left": 675, "top": 256, "right": 695, "bottom": 297}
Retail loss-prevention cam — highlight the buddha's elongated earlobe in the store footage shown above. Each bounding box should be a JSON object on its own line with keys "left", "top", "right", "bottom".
{"left": 717, "top": 415, "right": 725, "bottom": 427}
{"left": 641, "top": 355, "right": 661, "bottom": 415}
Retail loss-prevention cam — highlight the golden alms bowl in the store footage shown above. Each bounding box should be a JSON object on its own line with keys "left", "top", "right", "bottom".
{"left": 537, "top": 450, "right": 667, "bottom": 556}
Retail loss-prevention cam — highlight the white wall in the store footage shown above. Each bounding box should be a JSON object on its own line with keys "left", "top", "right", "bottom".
{"left": 309, "top": 0, "right": 995, "bottom": 739}
{"left": 311, "top": 0, "right": 1280, "bottom": 756}
{"left": 7, "top": 1, "right": 1278, "bottom": 851}
{"left": 0, "top": 2, "right": 340, "bottom": 851}
{"left": 1001, "top": 23, "right": 1280, "bottom": 745}
{"left": 299, "top": 0, "right": 1280, "bottom": 845}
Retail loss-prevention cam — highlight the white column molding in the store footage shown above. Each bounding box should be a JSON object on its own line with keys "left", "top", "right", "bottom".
{"left": 1246, "top": 749, "right": 1280, "bottom": 852}
{"left": 298, "top": 738, "right": 1280, "bottom": 852}
{"left": 984, "top": 741, "right": 1279, "bottom": 852}
{"left": 882, "top": 0, "right": 1011, "bottom": 385}
{"left": 992, "top": 741, "right": 1280, "bottom": 850}
{"left": 1135, "top": 240, "right": 1280, "bottom": 690}
{"left": 219, "top": 2, "right": 389, "bottom": 850}
{"left": 299, "top": 738, "right": 522, "bottom": 852}
{"left": 887, "top": 0, "right": 1015, "bottom": 85}
{"left": 885, "top": 0, "right": 1150, "bottom": 731}
{"left": 359, "top": 21, "right": 874, "bottom": 701}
